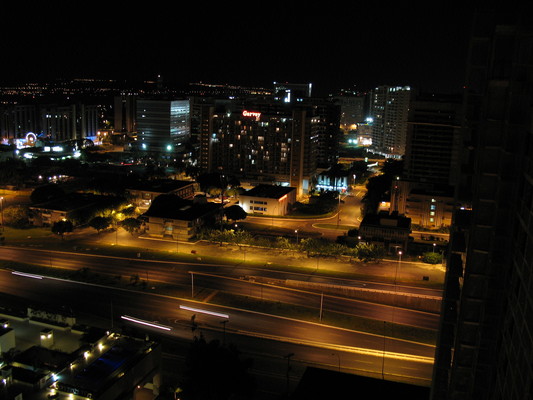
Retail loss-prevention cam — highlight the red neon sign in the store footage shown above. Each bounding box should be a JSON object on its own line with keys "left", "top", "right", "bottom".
{"left": 242, "top": 110, "right": 261, "bottom": 121}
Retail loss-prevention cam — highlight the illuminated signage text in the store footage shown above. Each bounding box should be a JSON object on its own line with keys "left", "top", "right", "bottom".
{"left": 242, "top": 110, "right": 261, "bottom": 121}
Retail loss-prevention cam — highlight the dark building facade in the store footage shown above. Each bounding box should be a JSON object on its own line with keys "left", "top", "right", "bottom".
{"left": 391, "top": 92, "right": 462, "bottom": 229}
{"left": 404, "top": 93, "right": 463, "bottom": 187}
{"left": 431, "top": 7, "right": 533, "bottom": 400}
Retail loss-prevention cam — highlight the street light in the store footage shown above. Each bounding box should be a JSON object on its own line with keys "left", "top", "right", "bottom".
{"left": 337, "top": 193, "right": 341, "bottom": 227}
{"left": 432, "top": 243, "right": 436, "bottom": 253}
{"left": 0, "top": 196, "right": 4, "bottom": 232}
{"left": 295, "top": 229, "right": 298, "bottom": 244}
{"left": 395, "top": 250, "right": 402, "bottom": 285}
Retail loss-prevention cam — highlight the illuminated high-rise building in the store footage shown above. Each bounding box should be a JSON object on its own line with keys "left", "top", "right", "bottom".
{"left": 136, "top": 99, "right": 190, "bottom": 153}
{"left": 370, "top": 85, "right": 411, "bottom": 157}
{"left": 196, "top": 95, "right": 340, "bottom": 197}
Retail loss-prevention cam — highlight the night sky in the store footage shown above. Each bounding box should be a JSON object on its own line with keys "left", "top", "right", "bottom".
{"left": 2, "top": 3, "right": 477, "bottom": 95}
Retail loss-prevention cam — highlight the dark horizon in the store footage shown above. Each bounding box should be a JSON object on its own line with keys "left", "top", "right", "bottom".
{"left": 1, "top": 4, "right": 477, "bottom": 96}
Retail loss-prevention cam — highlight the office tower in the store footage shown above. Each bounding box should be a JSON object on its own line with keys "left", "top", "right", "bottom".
{"left": 310, "top": 98, "right": 342, "bottom": 168}
{"left": 136, "top": 99, "right": 190, "bottom": 152}
{"left": 334, "top": 93, "right": 367, "bottom": 127}
{"left": 370, "top": 85, "right": 411, "bottom": 157}
{"left": 404, "top": 93, "right": 463, "bottom": 186}
{"left": 431, "top": 7, "right": 533, "bottom": 400}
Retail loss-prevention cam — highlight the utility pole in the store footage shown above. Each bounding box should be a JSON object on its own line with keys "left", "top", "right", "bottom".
{"left": 285, "top": 353, "right": 294, "bottom": 396}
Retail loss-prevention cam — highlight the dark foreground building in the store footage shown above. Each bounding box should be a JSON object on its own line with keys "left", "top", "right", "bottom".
{"left": 432, "top": 6, "right": 533, "bottom": 400}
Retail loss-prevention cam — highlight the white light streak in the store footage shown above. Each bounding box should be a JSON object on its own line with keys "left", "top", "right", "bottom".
{"left": 120, "top": 315, "right": 172, "bottom": 331}
{"left": 179, "top": 305, "right": 229, "bottom": 319}
{"left": 11, "top": 271, "right": 43, "bottom": 279}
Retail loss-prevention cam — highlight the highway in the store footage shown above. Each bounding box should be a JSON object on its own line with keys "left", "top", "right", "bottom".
{"left": 0, "top": 268, "right": 435, "bottom": 396}
{"left": 0, "top": 247, "right": 441, "bottom": 330}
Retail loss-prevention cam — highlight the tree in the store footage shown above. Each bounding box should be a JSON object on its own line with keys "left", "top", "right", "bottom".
{"left": 30, "top": 184, "right": 65, "bottom": 204}
{"left": 349, "top": 160, "right": 369, "bottom": 182}
{"left": 207, "top": 186, "right": 223, "bottom": 197}
{"left": 51, "top": 220, "right": 73, "bottom": 240}
{"left": 3, "top": 205, "right": 30, "bottom": 228}
{"left": 88, "top": 216, "right": 111, "bottom": 234}
{"left": 197, "top": 172, "right": 227, "bottom": 193}
{"left": 224, "top": 205, "right": 247, "bottom": 222}
{"left": 121, "top": 217, "right": 142, "bottom": 236}
{"left": 300, "top": 237, "right": 331, "bottom": 257}
{"left": 0, "top": 158, "right": 28, "bottom": 187}
{"left": 422, "top": 251, "right": 443, "bottom": 264}
{"left": 381, "top": 158, "right": 404, "bottom": 177}
{"left": 355, "top": 242, "right": 384, "bottom": 263}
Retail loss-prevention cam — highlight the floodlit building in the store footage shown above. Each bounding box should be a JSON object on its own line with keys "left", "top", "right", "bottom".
{"left": 239, "top": 184, "right": 296, "bottom": 216}
{"left": 141, "top": 193, "right": 223, "bottom": 240}
{"left": 126, "top": 179, "right": 195, "bottom": 211}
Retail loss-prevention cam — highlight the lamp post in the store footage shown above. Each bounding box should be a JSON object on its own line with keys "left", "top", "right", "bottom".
{"left": 332, "top": 352, "right": 341, "bottom": 372}
{"left": 220, "top": 319, "right": 228, "bottom": 346}
{"left": 285, "top": 353, "right": 294, "bottom": 395}
{"left": 295, "top": 229, "right": 298, "bottom": 244}
{"left": 395, "top": 250, "right": 402, "bottom": 285}
{"left": 432, "top": 243, "right": 436, "bottom": 253}
{"left": 337, "top": 193, "right": 341, "bottom": 227}
{"left": 0, "top": 196, "right": 4, "bottom": 232}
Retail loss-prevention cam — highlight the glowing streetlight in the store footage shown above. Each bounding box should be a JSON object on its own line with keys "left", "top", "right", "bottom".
{"left": 395, "top": 250, "right": 402, "bottom": 285}
{"left": 295, "top": 229, "right": 298, "bottom": 244}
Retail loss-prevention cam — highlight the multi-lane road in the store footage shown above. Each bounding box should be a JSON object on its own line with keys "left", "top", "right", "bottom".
{"left": 0, "top": 266, "right": 435, "bottom": 395}
{"left": 0, "top": 244, "right": 438, "bottom": 396}
{"left": 0, "top": 247, "right": 441, "bottom": 330}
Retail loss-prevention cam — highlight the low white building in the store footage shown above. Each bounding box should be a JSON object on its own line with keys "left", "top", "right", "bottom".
{"left": 239, "top": 185, "right": 296, "bottom": 216}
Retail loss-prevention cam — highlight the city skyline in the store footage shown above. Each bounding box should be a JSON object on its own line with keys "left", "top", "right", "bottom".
{"left": 1, "top": 4, "right": 477, "bottom": 95}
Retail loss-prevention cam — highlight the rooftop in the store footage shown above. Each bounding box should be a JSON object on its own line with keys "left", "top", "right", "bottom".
{"left": 127, "top": 179, "right": 195, "bottom": 194}
{"left": 30, "top": 193, "right": 124, "bottom": 212}
{"left": 242, "top": 184, "right": 296, "bottom": 199}
{"left": 360, "top": 211, "right": 412, "bottom": 229}
{"left": 142, "top": 193, "right": 222, "bottom": 220}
